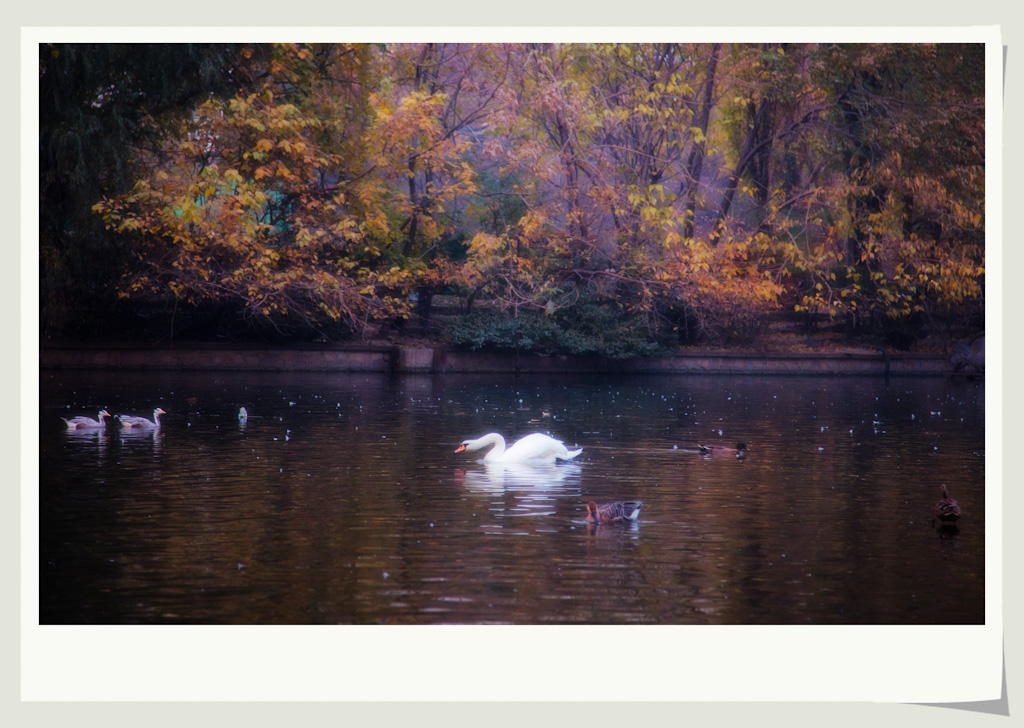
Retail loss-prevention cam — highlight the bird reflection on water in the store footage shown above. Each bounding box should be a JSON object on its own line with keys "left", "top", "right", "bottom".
{"left": 40, "top": 370, "right": 985, "bottom": 625}
{"left": 456, "top": 461, "right": 583, "bottom": 518}
{"left": 456, "top": 461, "right": 582, "bottom": 493}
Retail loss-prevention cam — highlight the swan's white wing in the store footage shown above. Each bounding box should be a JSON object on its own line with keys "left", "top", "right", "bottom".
{"left": 502, "top": 433, "right": 581, "bottom": 463}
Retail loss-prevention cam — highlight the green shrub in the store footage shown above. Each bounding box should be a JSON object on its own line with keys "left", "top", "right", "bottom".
{"left": 443, "top": 304, "right": 670, "bottom": 359}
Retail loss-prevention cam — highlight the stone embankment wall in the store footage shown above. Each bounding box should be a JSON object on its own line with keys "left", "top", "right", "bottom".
{"left": 39, "top": 343, "right": 952, "bottom": 376}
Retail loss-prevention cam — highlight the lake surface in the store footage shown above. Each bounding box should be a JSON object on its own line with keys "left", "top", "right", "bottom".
{"left": 38, "top": 370, "right": 985, "bottom": 624}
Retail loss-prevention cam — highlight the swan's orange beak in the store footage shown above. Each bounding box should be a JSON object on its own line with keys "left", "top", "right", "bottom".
{"left": 454, "top": 444, "right": 466, "bottom": 453}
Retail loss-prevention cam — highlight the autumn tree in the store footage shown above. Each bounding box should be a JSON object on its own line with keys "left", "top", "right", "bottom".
{"left": 372, "top": 43, "right": 512, "bottom": 329}
{"left": 447, "top": 43, "right": 791, "bottom": 348}
{"left": 94, "top": 44, "right": 418, "bottom": 339}
{"left": 59, "top": 42, "right": 984, "bottom": 351}
{"left": 792, "top": 43, "right": 985, "bottom": 344}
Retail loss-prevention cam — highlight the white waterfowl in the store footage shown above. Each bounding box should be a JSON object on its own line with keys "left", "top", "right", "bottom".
{"left": 455, "top": 432, "right": 582, "bottom": 465}
{"left": 118, "top": 407, "right": 166, "bottom": 429}
{"left": 61, "top": 410, "right": 111, "bottom": 430}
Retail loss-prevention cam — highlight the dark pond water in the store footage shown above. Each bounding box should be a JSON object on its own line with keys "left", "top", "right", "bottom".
{"left": 38, "top": 370, "right": 985, "bottom": 624}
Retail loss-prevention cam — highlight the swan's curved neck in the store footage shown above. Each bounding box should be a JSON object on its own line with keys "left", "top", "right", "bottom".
{"left": 472, "top": 433, "right": 505, "bottom": 456}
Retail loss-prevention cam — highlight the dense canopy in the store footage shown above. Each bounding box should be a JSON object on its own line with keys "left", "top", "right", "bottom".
{"left": 40, "top": 42, "right": 985, "bottom": 353}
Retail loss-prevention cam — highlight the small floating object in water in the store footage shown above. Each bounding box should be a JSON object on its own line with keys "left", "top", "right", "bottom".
{"left": 934, "top": 484, "right": 961, "bottom": 524}
{"left": 239, "top": 407, "right": 248, "bottom": 423}
{"left": 698, "top": 442, "right": 747, "bottom": 458}
{"left": 585, "top": 500, "right": 643, "bottom": 524}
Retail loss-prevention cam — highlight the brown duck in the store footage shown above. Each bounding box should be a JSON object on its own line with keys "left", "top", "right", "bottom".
{"left": 934, "top": 484, "right": 961, "bottom": 524}
{"left": 698, "top": 442, "right": 747, "bottom": 457}
{"left": 585, "top": 500, "right": 643, "bottom": 524}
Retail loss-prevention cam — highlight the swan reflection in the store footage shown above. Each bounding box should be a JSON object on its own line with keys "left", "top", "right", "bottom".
{"left": 457, "top": 461, "right": 582, "bottom": 493}
{"left": 457, "top": 462, "right": 582, "bottom": 518}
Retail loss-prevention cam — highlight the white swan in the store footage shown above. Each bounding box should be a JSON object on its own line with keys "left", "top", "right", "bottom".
{"left": 455, "top": 432, "right": 582, "bottom": 465}
{"left": 61, "top": 410, "right": 111, "bottom": 430}
{"left": 118, "top": 407, "right": 166, "bottom": 429}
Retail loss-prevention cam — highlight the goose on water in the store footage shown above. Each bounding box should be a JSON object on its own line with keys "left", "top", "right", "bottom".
{"left": 61, "top": 410, "right": 111, "bottom": 430}
{"left": 118, "top": 408, "right": 166, "bottom": 429}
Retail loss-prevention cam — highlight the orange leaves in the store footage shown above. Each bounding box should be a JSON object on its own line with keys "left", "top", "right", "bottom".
{"left": 93, "top": 44, "right": 413, "bottom": 335}
{"left": 464, "top": 232, "right": 506, "bottom": 280}
{"left": 615, "top": 232, "right": 786, "bottom": 342}
{"left": 368, "top": 89, "right": 446, "bottom": 162}
{"left": 84, "top": 43, "right": 985, "bottom": 343}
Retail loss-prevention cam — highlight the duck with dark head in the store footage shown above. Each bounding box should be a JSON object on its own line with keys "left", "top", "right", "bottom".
{"left": 934, "top": 484, "right": 961, "bottom": 525}
{"left": 698, "top": 442, "right": 747, "bottom": 458}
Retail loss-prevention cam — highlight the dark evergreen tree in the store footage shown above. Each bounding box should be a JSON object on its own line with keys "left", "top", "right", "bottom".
{"left": 39, "top": 43, "right": 264, "bottom": 337}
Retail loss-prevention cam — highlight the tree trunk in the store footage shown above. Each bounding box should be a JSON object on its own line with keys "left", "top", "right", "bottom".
{"left": 404, "top": 43, "right": 436, "bottom": 258}
{"left": 683, "top": 43, "right": 721, "bottom": 240}
{"left": 709, "top": 95, "right": 771, "bottom": 247}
